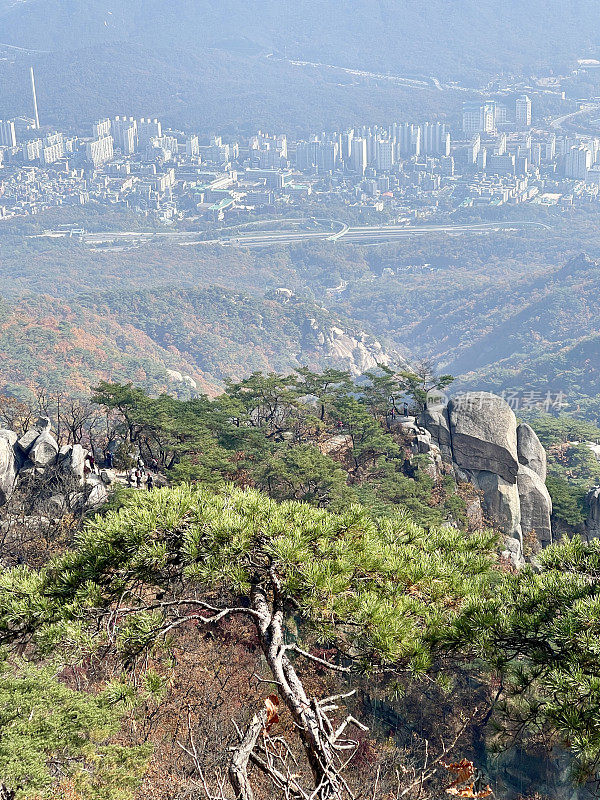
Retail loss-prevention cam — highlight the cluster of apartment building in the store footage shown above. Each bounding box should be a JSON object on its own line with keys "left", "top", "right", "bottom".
{"left": 1, "top": 95, "right": 600, "bottom": 225}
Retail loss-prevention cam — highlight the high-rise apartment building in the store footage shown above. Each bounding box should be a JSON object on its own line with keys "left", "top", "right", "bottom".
{"left": 316, "top": 141, "right": 339, "bottom": 172}
{"left": 565, "top": 144, "right": 592, "bottom": 180}
{"left": 186, "top": 135, "right": 199, "bottom": 157}
{"left": 23, "top": 138, "right": 42, "bottom": 161}
{"left": 516, "top": 95, "right": 532, "bottom": 128}
{"left": 351, "top": 137, "right": 367, "bottom": 174}
{"left": 375, "top": 139, "right": 395, "bottom": 171}
{"left": 138, "top": 118, "right": 162, "bottom": 148}
{"left": 86, "top": 134, "right": 114, "bottom": 167}
{"left": 0, "top": 120, "right": 17, "bottom": 148}
{"left": 93, "top": 118, "right": 112, "bottom": 139}
{"left": 422, "top": 122, "right": 450, "bottom": 156}
{"left": 113, "top": 117, "right": 138, "bottom": 154}
{"left": 41, "top": 132, "right": 65, "bottom": 165}
{"left": 342, "top": 130, "right": 354, "bottom": 161}
{"left": 462, "top": 102, "right": 497, "bottom": 136}
{"left": 397, "top": 123, "right": 421, "bottom": 157}
{"left": 295, "top": 140, "right": 319, "bottom": 170}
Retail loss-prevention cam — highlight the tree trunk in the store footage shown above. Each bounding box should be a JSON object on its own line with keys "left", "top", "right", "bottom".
{"left": 250, "top": 582, "right": 345, "bottom": 800}
{"left": 229, "top": 708, "right": 269, "bottom": 800}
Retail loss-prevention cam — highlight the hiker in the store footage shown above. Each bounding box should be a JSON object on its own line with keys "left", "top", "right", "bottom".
{"left": 403, "top": 402, "right": 409, "bottom": 417}
{"left": 135, "top": 469, "right": 142, "bottom": 489}
{"left": 146, "top": 473, "right": 154, "bottom": 491}
{"left": 106, "top": 451, "right": 114, "bottom": 469}
{"left": 137, "top": 456, "right": 145, "bottom": 475}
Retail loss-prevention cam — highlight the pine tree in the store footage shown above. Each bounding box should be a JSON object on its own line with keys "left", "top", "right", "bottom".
{"left": 3, "top": 485, "right": 496, "bottom": 800}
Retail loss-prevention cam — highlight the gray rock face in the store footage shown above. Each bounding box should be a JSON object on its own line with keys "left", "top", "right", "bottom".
{"left": 17, "top": 428, "right": 41, "bottom": 455}
{"left": 421, "top": 392, "right": 555, "bottom": 556}
{"left": 0, "top": 418, "right": 107, "bottom": 511}
{"left": 0, "top": 432, "right": 18, "bottom": 506}
{"left": 586, "top": 487, "right": 600, "bottom": 540}
{"left": 517, "top": 423, "right": 547, "bottom": 481}
{"left": 419, "top": 408, "right": 452, "bottom": 461}
{"left": 517, "top": 465, "right": 552, "bottom": 548}
{"left": 58, "top": 444, "right": 87, "bottom": 483}
{"left": 87, "top": 482, "right": 109, "bottom": 508}
{"left": 29, "top": 430, "right": 59, "bottom": 467}
{"left": 100, "top": 469, "right": 116, "bottom": 485}
{"left": 397, "top": 419, "right": 445, "bottom": 481}
{"left": 448, "top": 393, "right": 519, "bottom": 482}
{"left": 0, "top": 430, "right": 18, "bottom": 448}
{"left": 469, "top": 469, "right": 522, "bottom": 546}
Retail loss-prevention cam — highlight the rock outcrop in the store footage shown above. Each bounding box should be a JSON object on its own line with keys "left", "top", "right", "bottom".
{"left": 0, "top": 420, "right": 104, "bottom": 512}
{"left": 416, "top": 392, "right": 553, "bottom": 562}
{"left": 0, "top": 430, "right": 18, "bottom": 506}
{"left": 517, "top": 423, "right": 547, "bottom": 481}
{"left": 29, "top": 430, "right": 60, "bottom": 467}
{"left": 517, "top": 465, "right": 552, "bottom": 549}
{"left": 586, "top": 487, "right": 600, "bottom": 540}
{"left": 448, "top": 393, "right": 519, "bottom": 482}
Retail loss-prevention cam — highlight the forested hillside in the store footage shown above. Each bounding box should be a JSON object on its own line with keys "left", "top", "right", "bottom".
{"left": 0, "top": 288, "right": 388, "bottom": 397}
{"left": 0, "top": 368, "right": 600, "bottom": 799}
{"left": 4, "top": 213, "right": 600, "bottom": 416}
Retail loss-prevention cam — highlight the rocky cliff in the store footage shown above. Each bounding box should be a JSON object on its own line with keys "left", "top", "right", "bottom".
{"left": 0, "top": 417, "right": 109, "bottom": 513}
{"left": 397, "top": 392, "right": 552, "bottom": 563}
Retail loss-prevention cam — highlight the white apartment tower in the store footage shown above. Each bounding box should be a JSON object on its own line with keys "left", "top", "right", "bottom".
{"left": 186, "top": 134, "right": 199, "bottom": 157}
{"left": 93, "top": 118, "right": 112, "bottom": 139}
{"left": 516, "top": 95, "right": 532, "bottom": 128}
{"left": 113, "top": 117, "right": 138, "bottom": 155}
{"left": 375, "top": 139, "right": 395, "bottom": 171}
{"left": 463, "top": 102, "right": 497, "bottom": 136}
{"left": 397, "top": 123, "right": 421, "bottom": 157}
{"left": 565, "top": 144, "right": 592, "bottom": 180}
{"left": 351, "top": 137, "right": 367, "bottom": 174}
{"left": 138, "top": 118, "right": 162, "bottom": 148}
{"left": 0, "top": 120, "right": 17, "bottom": 148}
{"left": 422, "top": 122, "right": 450, "bottom": 156}
{"left": 86, "top": 134, "right": 114, "bottom": 167}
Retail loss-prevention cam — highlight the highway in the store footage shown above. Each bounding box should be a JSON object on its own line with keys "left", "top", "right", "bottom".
{"left": 550, "top": 103, "right": 600, "bottom": 132}
{"left": 33, "top": 220, "right": 551, "bottom": 250}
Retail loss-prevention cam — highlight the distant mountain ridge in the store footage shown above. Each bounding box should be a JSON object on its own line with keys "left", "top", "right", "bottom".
{"left": 0, "top": 0, "right": 598, "bottom": 80}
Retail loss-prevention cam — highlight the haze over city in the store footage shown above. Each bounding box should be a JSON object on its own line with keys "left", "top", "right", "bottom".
{"left": 2, "top": 4, "right": 600, "bottom": 800}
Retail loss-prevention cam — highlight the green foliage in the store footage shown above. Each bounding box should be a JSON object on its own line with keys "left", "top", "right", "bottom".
{"left": 525, "top": 413, "right": 600, "bottom": 448}
{"left": 447, "top": 536, "right": 600, "bottom": 784}
{"left": 0, "top": 661, "right": 148, "bottom": 800}
{"left": 254, "top": 443, "right": 354, "bottom": 509}
{"left": 38, "top": 485, "right": 498, "bottom": 671}
{"left": 91, "top": 372, "right": 462, "bottom": 526}
{"left": 526, "top": 414, "right": 600, "bottom": 527}
{"left": 546, "top": 476, "right": 588, "bottom": 527}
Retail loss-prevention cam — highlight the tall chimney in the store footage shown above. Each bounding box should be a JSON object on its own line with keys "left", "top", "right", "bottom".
{"left": 30, "top": 66, "right": 40, "bottom": 129}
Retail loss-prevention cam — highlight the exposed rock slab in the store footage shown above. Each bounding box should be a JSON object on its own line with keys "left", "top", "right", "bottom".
{"left": 587, "top": 487, "right": 600, "bottom": 540}
{"left": 517, "top": 464, "right": 552, "bottom": 548}
{"left": 448, "top": 393, "right": 519, "bottom": 483}
{"left": 0, "top": 431, "right": 18, "bottom": 506}
{"left": 517, "top": 423, "right": 547, "bottom": 481}
{"left": 419, "top": 408, "right": 452, "bottom": 461}
{"left": 58, "top": 444, "right": 87, "bottom": 483}
{"left": 29, "top": 430, "right": 59, "bottom": 467}
{"left": 469, "top": 469, "right": 522, "bottom": 547}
